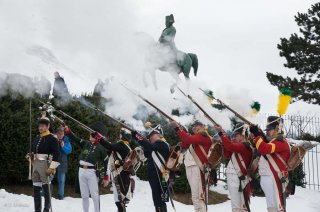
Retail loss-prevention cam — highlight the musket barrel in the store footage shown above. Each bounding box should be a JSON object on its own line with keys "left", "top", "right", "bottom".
{"left": 142, "top": 98, "right": 174, "bottom": 122}
{"left": 90, "top": 106, "right": 135, "bottom": 132}
{"left": 199, "top": 89, "right": 254, "bottom": 126}
{"left": 177, "top": 87, "right": 219, "bottom": 126}
{"left": 121, "top": 83, "right": 175, "bottom": 122}
{"left": 215, "top": 99, "right": 254, "bottom": 126}
{"left": 39, "top": 100, "right": 95, "bottom": 133}
{"left": 84, "top": 105, "right": 148, "bottom": 139}
{"left": 55, "top": 110, "right": 95, "bottom": 133}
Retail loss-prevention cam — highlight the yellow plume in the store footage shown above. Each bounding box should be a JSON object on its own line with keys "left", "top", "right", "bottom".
{"left": 277, "top": 89, "right": 292, "bottom": 116}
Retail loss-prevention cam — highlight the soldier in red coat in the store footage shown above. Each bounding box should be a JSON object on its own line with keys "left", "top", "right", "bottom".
{"left": 215, "top": 123, "right": 253, "bottom": 212}
{"left": 171, "top": 120, "right": 211, "bottom": 212}
{"left": 250, "top": 116, "right": 290, "bottom": 212}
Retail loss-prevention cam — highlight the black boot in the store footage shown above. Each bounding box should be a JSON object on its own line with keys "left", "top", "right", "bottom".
{"left": 160, "top": 205, "right": 167, "bottom": 212}
{"left": 115, "top": 201, "right": 125, "bottom": 212}
{"left": 33, "top": 186, "right": 42, "bottom": 212}
{"left": 155, "top": 205, "right": 167, "bottom": 212}
{"left": 42, "top": 184, "right": 51, "bottom": 212}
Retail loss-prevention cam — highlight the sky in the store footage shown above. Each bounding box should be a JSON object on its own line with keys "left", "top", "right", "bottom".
{"left": 0, "top": 0, "right": 319, "bottom": 122}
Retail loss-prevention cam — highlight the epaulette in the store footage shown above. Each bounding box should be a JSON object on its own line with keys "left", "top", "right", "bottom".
{"left": 200, "top": 132, "right": 209, "bottom": 137}
{"left": 119, "top": 140, "right": 130, "bottom": 145}
{"left": 44, "top": 133, "right": 55, "bottom": 138}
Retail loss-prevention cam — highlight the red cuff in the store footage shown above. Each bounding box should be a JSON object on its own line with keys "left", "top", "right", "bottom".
{"left": 220, "top": 132, "right": 228, "bottom": 138}
{"left": 104, "top": 175, "right": 109, "bottom": 181}
{"left": 94, "top": 132, "right": 103, "bottom": 140}
{"left": 64, "top": 128, "right": 72, "bottom": 135}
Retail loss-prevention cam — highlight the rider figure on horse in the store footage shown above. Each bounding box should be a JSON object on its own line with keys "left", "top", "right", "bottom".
{"left": 159, "top": 14, "right": 177, "bottom": 53}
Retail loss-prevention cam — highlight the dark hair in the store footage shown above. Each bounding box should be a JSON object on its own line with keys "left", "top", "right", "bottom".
{"left": 55, "top": 128, "right": 64, "bottom": 133}
{"left": 38, "top": 117, "right": 50, "bottom": 126}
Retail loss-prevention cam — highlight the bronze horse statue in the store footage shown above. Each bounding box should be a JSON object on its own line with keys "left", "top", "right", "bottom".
{"left": 136, "top": 15, "right": 198, "bottom": 91}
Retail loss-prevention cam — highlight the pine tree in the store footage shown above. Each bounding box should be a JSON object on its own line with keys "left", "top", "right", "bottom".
{"left": 266, "top": 3, "right": 320, "bottom": 105}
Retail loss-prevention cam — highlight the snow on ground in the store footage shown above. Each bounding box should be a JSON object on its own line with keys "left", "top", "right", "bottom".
{"left": 1, "top": 179, "right": 320, "bottom": 212}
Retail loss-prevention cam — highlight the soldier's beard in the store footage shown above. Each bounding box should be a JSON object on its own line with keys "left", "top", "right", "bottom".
{"left": 266, "top": 135, "right": 272, "bottom": 142}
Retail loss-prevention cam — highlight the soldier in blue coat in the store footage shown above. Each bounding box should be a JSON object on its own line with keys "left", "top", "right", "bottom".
{"left": 132, "top": 123, "right": 170, "bottom": 212}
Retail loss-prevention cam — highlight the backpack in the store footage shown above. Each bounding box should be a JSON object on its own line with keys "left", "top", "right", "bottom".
{"left": 277, "top": 140, "right": 314, "bottom": 171}
{"left": 166, "top": 145, "right": 182, "bottom": 171}
{"left": 287, "top": 140, "right": 316, "bottom": 170}
{"left": 207, "top": 141, "right": 223, "bottom": 168}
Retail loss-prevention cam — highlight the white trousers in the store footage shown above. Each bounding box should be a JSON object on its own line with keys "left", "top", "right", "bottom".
{"left": 226, "top": 173, "right": 247, "bottom": 212}
{"left": 260, "top": 175, "right": 281, "bottom": 212}
{"left": 79, "top": 168, "right": 100, "bottom": 212}
{"left": 186, "top": 165, "right": 206, "bottom": 212}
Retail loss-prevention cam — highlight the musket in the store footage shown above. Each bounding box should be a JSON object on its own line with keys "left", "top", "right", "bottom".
{"left": 84, "top": 104, "right": 137, "bottom": 133}
{"left": 176, "top": 87, "right": 219, "bottom": 126}
{"left": 120, "top": 83, "right": 175, "bottom": 122}
{"left": 39, "top": 100, "right": 95, "bottom": 133}
{"left": 42, "top": 100, "right": 147, "bottom": 140}
{"left": 89, "top": 109, "right": 149, "bottom": 145}
{"left": 28, "top": 100, "right": 32, "bottom": 180}
{"left": 199, "top": 88, "right": 254, "bottom": 126}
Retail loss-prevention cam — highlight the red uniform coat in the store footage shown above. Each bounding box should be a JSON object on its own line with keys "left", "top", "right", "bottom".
{"left": 254, "top": 135, "right": 290, "bottom": 172}
{"left": 177, "top": 129, "right": 212, "bottom": 165}
{"left": 220, "top": 133, "right": 253, "bottom": 171}
{"left": 254, "top": 135, "right": 290, "bottom": 210}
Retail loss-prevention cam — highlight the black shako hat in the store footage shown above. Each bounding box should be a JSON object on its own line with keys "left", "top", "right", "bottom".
{"left": 90, "top": 121, "right": 108, "bottom": 136}
{"left": 232, "top": 122, "right": 248, "bottom": 137}
{"left": 265, "top": 116, "right": 283, "bottom": 131}
{"left": 166, "top": 14, "right": 175, "bottom": 23}
{"left": 146, "top": 122, "right": 164, "bottom": 139}
{"left": 191, "top": 120, "right": 205, "bottom": 127}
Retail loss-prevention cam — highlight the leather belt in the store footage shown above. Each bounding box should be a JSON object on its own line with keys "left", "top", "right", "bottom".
{"left": 80, "top": 165, "right": 95, "bottom": 169}
{"left": 34, "top": 154, "right": 48, "bottom": 160}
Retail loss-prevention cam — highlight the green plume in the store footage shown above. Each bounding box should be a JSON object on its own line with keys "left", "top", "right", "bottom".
{"left": 250, "top": 101, "right": 261, "bottom": 112}
{"left": 280, "top": 88, "right": 292, "bottom": 96}
{"left": 205, "top": 89, "right": 214, "bottom": 99}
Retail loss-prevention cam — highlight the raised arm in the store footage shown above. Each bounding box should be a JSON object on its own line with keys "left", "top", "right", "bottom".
{"left": 177, "top": 129, "right": 211, "bottom": 146}
{"left": 98, "top": 137, "right": 123, "bottom": 152}
{"left": 64, "top": 128, "right": 87, "bottom": 148}
{"left": 254, "top": 136, "right": 289, "bottom": 155}
{"left": 220, "top": 133, "right": 248, "bottom": 154}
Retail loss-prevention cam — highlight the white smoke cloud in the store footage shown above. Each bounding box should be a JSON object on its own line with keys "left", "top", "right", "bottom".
{"left": 0, "top": 72, "right": 51, "bottom": 98}
{"left": 0, "top": 0, "right": 264, "bottom": 131}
